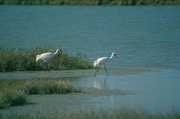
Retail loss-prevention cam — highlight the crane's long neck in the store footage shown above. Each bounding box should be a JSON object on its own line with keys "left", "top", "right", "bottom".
{"left": 109, "top": 53, "right": 114, "bottom": 59}
{"left": 54, "top": 49, "right": 59, "bottom": 54}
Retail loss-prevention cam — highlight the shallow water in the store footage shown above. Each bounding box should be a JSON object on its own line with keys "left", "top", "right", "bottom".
{"left": 70, "top": 69, "right": 180, "bottom": 113}
{"left": 1, "top": 69, "right": 180, "bottom": 116}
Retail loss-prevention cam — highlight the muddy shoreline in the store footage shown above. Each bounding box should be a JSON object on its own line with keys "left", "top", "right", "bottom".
{"left": 0, "top": 87, "right": 135, "bottom": 116}
{"left": 0, "top": 86, "right": 135, "bottom": 117}
{"left": 0, "top": 67, "right": 159, "bottom": 80}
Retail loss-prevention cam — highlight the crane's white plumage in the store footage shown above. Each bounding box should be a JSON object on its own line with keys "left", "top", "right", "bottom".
{"left": 36, "top": 49, "right": 60, "bottom": 62}
{"left": 94, "top": 52, "right": 117, "bottom": 76}
{"left": 36, "top": 49, "right": 60, "bottom": 72}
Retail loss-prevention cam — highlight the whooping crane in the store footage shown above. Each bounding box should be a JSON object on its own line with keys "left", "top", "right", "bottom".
{"left": 94, "top": 52, "right": 117, "bottom": 76}
{"left": 36, "top": 49, "right": 61, "bottom": 72}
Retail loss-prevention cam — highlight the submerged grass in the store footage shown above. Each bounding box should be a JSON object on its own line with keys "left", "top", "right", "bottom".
{"left": 0, "top": 47, "right": 93, "bottom": 72}
{"left": 0, "top": 78, "right": 81, "bottom": 109}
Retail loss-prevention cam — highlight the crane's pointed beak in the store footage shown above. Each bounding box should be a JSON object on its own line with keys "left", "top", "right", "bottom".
{"left": 115, "top": 54, "right": 117, "bottom": 58}
{"left": 59, "top": 49, "right": 62, "bottom": 53}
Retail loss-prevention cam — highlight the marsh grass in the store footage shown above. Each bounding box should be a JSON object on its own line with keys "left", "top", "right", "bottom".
{"left": 1, "top": 0, "right": 180, "bottom": 5}
{"left": 24, "top": 78, "right": 80, "bottom": 95}
{"left": 0, "top": 47, "right": 93, "bottom": 72}
{"left": 0, "top": 78, "right": 81, "bottom": 109}
{"left": 3, "top": 107, "right": 180, "bottom": 119}
{"left": 0, "top": 89, "right": 27, "bottom": 109}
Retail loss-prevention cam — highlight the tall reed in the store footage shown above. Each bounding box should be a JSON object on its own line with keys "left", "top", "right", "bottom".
{"left": 0, "top": 47, "right": 93, "bottom": 72}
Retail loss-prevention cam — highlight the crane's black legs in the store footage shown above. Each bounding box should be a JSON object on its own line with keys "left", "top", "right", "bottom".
{"left": 94, "top": 67, "right": 99, "bottom": 76}
{"left": 95, "top": 66, "right": 108, "bottom": 76}
{"left": 45, "top": 62, "right": 50, "bottom": 73}
{"left": 104, "top": 66, "right": 108, "bottom": 76}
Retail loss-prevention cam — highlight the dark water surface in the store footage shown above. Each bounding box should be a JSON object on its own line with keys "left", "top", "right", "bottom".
{"left": 0, "top": 6, "right": 180, "bottom": 69}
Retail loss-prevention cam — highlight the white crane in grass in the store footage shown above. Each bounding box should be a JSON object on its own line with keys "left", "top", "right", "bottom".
{"left": 36, "top": 49, "right": 61, "bottom": 72}
{"left": 94, "top": 52, "right": 117, "bottom": 76}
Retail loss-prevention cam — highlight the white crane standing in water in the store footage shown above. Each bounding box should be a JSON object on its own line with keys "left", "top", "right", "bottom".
{"left": 94, "top": 52, "right": 117, "bottom": 76}
{"left": 36, "top": 49, "right": 61, "bottom": 72}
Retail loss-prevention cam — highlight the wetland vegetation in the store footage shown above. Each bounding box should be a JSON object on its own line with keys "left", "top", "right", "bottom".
{"left": 1, "top": 77, "right": 180, "bottom": 119}
{"left": 1, "top": 107, "right": 180, "bottom": 119}
{"left": 0, "top": 78, "right": 81, "bottom": 109}
{"left": 0, "top": 47, "right": 93, "bottom": 72}
{"left": 0, "top": 0, "right": 180, "bottom": 5}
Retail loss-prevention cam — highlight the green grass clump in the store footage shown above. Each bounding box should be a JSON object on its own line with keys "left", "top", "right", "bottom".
{"left": 0, "top": 89, "right": 27, "bottom": 109}
{"left": 0, "top": 79, "right": 27, "bottom": 109}
{"left": 0, "top": 47, "right": 93, "bottom": 72}
{"left": 24, "top": 79, "right": 80, "bottom": 95}
{"left": 0, "top": 78, "right": 81, "bottom": 109}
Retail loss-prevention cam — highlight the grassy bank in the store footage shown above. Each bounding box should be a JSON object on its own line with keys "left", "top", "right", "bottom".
{"left": 1, "top": 108, "right": 180, "bottom": 119}
{"left": 0, "top": 78, "right": 81, "bottom": 109}
{"left": 0, "top": 47, "right": 93, "bottom": 72}
{"left": 0, "top": 0, "right": 180, "bottom": 5}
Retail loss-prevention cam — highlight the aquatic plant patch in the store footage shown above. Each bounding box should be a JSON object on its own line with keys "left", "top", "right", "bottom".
{"left": 0, "top": 78, "right": 81, "bottom": 109}
{"left": 24, "top": 79, "right": 80, "bottom": 95}
{"left": 0, "top": 89, "right": 27, "bottom": 109}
